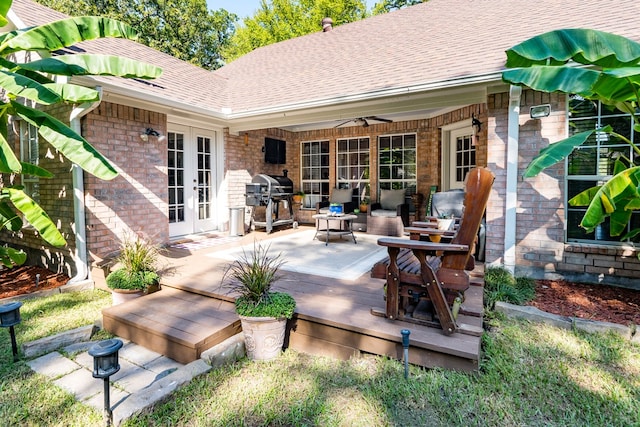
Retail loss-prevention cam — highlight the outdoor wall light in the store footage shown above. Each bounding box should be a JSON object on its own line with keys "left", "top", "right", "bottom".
{"left": 140, "top": 127, "right": 161, "bottom": 142}
{"left": 471, "top": 113, "right": 483, "bottom": 146}
{"left": 0, "top": 301, "right": 23, "bottom": 361}
{"left": 530, "top": 104, "right": 551, "bottom": 119}
{"left": 88, "top": 338, "right": 123, "bottom": 426}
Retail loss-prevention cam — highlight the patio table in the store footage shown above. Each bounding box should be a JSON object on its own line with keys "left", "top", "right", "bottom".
{"left": 312, "top": 213, "right": 358, "bottom": 246}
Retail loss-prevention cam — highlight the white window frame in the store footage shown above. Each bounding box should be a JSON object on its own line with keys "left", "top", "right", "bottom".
{"left": 336, "top": 137, "right": 370, "bottom": 204}
{"left": 19, "top": 121, "right": 40, "bottom": 203}
{"left": 300, "top": 140, "right": 330, "bottom": 209}
{"left": 565, "top": 95, "right": 638, "bottom": 244}
{"left": 377, "top": 133, "right": 417, "bottom": 196}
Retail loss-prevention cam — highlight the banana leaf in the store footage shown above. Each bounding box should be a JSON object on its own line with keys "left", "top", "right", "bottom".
{"left": 12, "top": 102, "right": 118, "bottom": 180}
{"left": 0, "top": 17, "right": 139, "bottom": 55}
{"left": 0, "top": 130, "right": 21, "bottom": 172}
{"left": 0, "top": 69, "right": 60, "bottom": 105}
{"left": 569, "top": 166, "right": 640, "bottom": 234}
{"left": 2, "top": 187, "right": 66, "bottom": 247}
{"left": 0, "top": 0, "right": 10, "bottom": 28}
{"left": 523, "top": 126, "right": 611, "bottom": 178}
{"left": 502, "top": 66, "right": 599, "bottom": 97}
{"left": 22, "top": 54, "right": 162, "bottom": 79}
{"left": 0, "top": 247, "right": 27, "bottom": 268}
{"left": 505, "top": 29, "right": 640, "bottom": 68}
{"left": 0, "top": 199, "right": 22, "bottom": 231}
{"left": 42, "top": 83, "right": 101, "bottom": 103}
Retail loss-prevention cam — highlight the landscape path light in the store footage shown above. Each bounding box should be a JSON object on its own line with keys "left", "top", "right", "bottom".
{"left": 0, "top": 301, "right": 23, "bottom": 361}
{"left": 88, "top": 338, "right": 123, "bottom": 426}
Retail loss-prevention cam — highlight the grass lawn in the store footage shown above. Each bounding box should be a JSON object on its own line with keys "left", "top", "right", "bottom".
{"left": 1, "top": 290, "right": 638, "bottom": 426}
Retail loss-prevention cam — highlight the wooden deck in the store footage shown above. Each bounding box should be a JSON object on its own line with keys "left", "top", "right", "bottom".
{"left": 101, "top": 228, "right": 485, "bottom": 371}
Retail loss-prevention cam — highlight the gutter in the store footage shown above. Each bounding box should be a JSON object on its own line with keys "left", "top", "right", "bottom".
{"left": 504, "top": 85, "right": 521, "bottom": 274}
{"left": 67, "top": 87, "right": 102, "bottom": 284}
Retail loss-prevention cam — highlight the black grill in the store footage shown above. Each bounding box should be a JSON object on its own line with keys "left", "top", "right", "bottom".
{"left": 245, "top": 170, "right": 294, "bottom": 233}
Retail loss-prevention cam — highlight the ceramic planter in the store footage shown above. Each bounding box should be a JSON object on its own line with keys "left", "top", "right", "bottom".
{"left": 111, "top": 288, "right": 144, "bottom": 305}
{"left": 437, "top": 218, "right": 455, "bottom": 230}
{"left": 239, "top": 315, "right": 287, "bottom": 361}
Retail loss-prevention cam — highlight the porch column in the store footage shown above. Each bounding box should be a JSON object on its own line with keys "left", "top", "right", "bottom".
{"left": 504, "top": 85, "right": 521, "bottom": 274}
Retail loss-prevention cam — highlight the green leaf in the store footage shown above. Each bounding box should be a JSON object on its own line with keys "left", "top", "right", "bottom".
{"left": 523, "top": 126, "right": 612, "bottom": 177}
{"left": 42, "top": 83, "right": 101, "bottom": 103}
{"left": 0, "top": 69, "right": 60, "bottom": 105}
{"left": 0, "top": 0, "right": 10, "bottom": 28}
{"left": 3, "top": 187, "right": 66, "bottom": 247}
{"left": 22, "top": 54, "right": 162, "bottom": 79}
{"left": 502, "top": 66, "right": 599, "bottom": 97}
{"left": 12, "top": 101, "right": 118, "bottom": 180}
{"left": 505, "top": 29, "right": 640, "bottom": 68}
{"left": 577, "top": 166, "right": 640, "bottom": 233}
{"left": 0, "top": 200, "right": 23, "bottom": 231}
{"left": 20, "top": 161, "right": 54, "bottom": 178}
{"left": 0, "top": 247, "right": 27, "bottom": 268}
{"left": 0, "top": 130, "right": 21, "bottom": 173}
{"left": 591, "top": 68, "right": 640, "bottom": 101}
{"left": 0, "top": 17, "right": 139, "bottom": 55}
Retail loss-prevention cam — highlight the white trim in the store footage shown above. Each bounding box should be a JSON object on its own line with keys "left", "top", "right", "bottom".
{"left": 504, "top": 85, "right": 522, "bottom": 274}
{"left": 440, "top": 119, "right": 472, "bottom": 190}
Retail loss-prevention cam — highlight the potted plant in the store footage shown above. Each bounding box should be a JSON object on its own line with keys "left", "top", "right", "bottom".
{"left": 106, "top": 233, "right": 162, "bottom": 305}
{"left": 359, "top": 197, "right": 370, "bottom": 213}
{"left": 437, "top": 213, "right": 455, "bottom": 230}
{"left": 292, "top": 190, "right": 305, "bottom": 204}
{"left": 223, "top": 241, "right": 296, "bottom": 361}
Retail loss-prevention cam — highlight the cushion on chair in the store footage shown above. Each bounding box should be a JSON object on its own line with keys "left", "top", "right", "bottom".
{"left": 370, "top": 209, "right": 398, "bottom": 218}
{"left": 331, "top": 188, "right": 353, "bottom": 204}
{"left": 380, "top": 189, "right": 405, "bottom": 210}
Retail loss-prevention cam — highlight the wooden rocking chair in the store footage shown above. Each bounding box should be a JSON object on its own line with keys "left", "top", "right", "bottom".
{"left": 370, "top": 167, "right": 495, "bottom": 335}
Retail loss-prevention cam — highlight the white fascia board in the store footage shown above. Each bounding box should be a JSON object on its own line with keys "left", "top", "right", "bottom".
{"left": 72, "top": 76, "right": 229, "bottom": 128}
{"left": 227, "top": 78, "right": 493, "bottom": 134}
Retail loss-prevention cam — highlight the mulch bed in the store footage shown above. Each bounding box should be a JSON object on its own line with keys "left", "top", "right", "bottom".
{"left": 0, "top": 266, "right": 70, "bottom": 299}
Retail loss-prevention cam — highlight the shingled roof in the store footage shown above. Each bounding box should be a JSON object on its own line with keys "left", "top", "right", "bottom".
{"left": 8, "top": 0, "right": 640, "bottom": 122}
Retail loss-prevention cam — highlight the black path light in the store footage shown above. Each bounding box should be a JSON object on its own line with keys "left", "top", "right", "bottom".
{"left": 401, "top": 329, "right": 411, "bottom": 379}
{"left": 88, "top": 338, "right": 123, "bottom": 426}
{"left": 0, "top": 301, "right": 23, "bottom": 361}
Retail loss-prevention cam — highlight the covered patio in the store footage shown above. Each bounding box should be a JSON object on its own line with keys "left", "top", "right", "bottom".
{"left": 101, "top": 226, "right": 485, "bottom": 372}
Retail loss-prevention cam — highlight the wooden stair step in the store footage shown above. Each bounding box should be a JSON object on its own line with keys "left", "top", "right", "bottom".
{"left": 102, "top": 287, "right": 241, "bottom": 364}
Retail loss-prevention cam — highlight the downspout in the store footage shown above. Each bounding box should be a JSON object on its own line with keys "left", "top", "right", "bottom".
{"left": 68, "top": 87, "right": 102, "bottom": 284}
{"left": 504, "top": 85, "right": 522, "bottom": 274}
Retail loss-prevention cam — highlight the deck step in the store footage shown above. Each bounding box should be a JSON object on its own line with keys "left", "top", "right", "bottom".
{"left": 102, "top": 287, "right": 241, "bottom": 364}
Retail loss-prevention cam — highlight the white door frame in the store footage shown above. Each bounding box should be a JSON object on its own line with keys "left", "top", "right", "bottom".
{"left": 168, "top": 123, "right": 223, "bottom": 238}
{"left": 440, "top": 119, "right": 475, "bottom": 190}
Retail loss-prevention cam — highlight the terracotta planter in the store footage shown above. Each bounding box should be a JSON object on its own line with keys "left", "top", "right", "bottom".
{"left": 239, "top": 315, "right": 287, "bottom": 361}
{"left": 359, "top": 204, "right": 368, "bottom": 213}
{"left": 111, "top": 288, "right": 144, "bottom": 305}
{"left": 292, "top": 195, "right": 304, "bottom": 204}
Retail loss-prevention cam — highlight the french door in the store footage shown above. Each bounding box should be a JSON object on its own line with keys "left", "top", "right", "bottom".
{"left": 168, "top": 125, "right": 218, "bottom": 237}
{"left": 448, "top": 126, "right": 476, "bottom": 189}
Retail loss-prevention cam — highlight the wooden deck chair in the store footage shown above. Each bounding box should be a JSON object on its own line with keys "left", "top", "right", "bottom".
{"left": 370, "top": 167, "right": 495, "bottom": 335}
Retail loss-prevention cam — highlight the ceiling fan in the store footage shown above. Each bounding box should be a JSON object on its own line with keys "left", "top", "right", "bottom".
{"left": 335, "top": 116, "right": 393, "bottom": 128}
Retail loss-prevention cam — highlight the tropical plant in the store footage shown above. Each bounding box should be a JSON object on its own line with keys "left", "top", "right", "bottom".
{"left": 0, "top": 0, "right": 162, "bottom": 267}
{"left": 483, "top": 266, "right": 535, "bottom": 309}
{"left": 502, "top": 29, "right": 640, "bottom": 241}
{"left": 105, "top": 233, "right": 161, "bottom": 291}
{"left": 223, "top": 241, "right": 296, "bottom": 319}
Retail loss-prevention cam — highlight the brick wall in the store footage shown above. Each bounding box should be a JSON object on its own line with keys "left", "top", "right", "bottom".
{"left": 227, "top": 106, "right": 487, "bottom": 226}
{"left": 488, "top": 89, "right": 640, "bottom": 288}
{"left": 82, "top": 102, "right": 168, "bottom": 265}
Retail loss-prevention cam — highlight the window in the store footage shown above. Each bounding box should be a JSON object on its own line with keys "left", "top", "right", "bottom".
{"left": 300, "top": 140, "right": 330, "bottom": 208}
{"left": 337, "top": 137, "right": 370, "bottom": 204}
{"left": 378, "top": 133, "right": 417, "bottom": 197}
{"left": 20, "top": 121, "right": 40, "bottom": 203}
{"left": 566, "top": 95, "right": 640, "bottom": 243}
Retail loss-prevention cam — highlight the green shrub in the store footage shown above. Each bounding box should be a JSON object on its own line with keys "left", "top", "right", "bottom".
{"left": 484, "top": 266, "right": 536, "bottom": 309}
{"left": 235, "top": 291, "right": 296, "bottom": 319}
{"left": 106, "top": 267, "right": 159, "bottom": 291}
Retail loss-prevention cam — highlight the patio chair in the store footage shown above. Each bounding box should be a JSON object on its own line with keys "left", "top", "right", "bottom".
{"left": 370, "top": 167, "right": 494, "bottom": 335}
{"left": 367, "top": 188, "right": 410, "bottom": 236}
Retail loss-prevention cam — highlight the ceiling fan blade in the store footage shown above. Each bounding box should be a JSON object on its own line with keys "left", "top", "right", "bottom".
{"left": 365, "top": 116, "right": 393, "bottom": 123}
{"left": 334, "top": 120, "right": 353, "bottom": 128}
